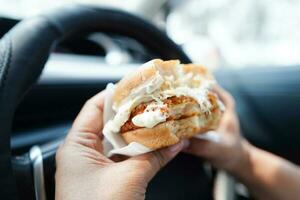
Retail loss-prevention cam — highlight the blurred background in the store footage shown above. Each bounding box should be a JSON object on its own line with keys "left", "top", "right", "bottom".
{"left": 1, "top": 1, "right": 300, "bottom": 200}
{"left": 1, "top": 0, "right": 300, "bottom": 70}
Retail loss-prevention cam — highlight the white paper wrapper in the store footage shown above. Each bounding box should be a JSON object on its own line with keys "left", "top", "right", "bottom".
{"left": 102, "top": 83, "right": 152, "bottom": 157}
{"left": 194, "top": 130, "right": 221, "bottom": 143}
{"left": 102, "top": 83, "right": 221, "bottom": 157}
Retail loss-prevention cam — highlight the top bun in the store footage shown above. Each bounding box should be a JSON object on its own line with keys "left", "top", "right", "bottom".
{"left": 113, "top": 59, "right": 213, "bottom": 108}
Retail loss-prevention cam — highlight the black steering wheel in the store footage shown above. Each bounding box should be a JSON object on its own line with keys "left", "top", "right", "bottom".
{"left": 0, "top": 5, "right": 212, "bottom": 200}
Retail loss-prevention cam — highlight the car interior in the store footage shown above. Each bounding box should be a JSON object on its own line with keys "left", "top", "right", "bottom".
{"left": 1, "top": 1, "right": 300, "bottom": 200}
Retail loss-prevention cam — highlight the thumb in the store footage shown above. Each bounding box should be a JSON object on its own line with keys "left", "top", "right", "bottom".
{"left": 127, "top": 140, "right": 189, "bottom": 181}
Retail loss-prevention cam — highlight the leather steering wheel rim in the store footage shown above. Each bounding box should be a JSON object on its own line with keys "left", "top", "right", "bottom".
{"left": 0, "top": 4, "right": 190, "bottom": 200}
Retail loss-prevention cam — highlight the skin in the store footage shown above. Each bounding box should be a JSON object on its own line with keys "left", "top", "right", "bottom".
{"left": 56, "top": 86, "right": 300, "bottom": 200}
{"left": 55, "top": 91, "right": 189, "bottom": 200}
{"left": 184, "top": 86, "right": 300, "bottom": 200}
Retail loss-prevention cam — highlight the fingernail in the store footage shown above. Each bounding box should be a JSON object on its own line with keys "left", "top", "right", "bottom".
{"left": 168, "top": 141, "right": 183, "bottom": 153}
{"left": 182, "top": 139, "right": 190, "bottom": 149}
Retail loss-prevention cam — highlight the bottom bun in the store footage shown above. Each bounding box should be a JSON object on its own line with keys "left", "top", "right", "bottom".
{"left": 121, "top": 109, "right": 222, "bottom": 150}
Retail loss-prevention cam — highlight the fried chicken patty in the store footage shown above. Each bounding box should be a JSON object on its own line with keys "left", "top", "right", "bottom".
{"left": 120, "top": 94, "right": 218, "bottom": 133}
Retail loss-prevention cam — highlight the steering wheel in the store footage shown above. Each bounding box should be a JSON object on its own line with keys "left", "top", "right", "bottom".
{"left": 0, "top": 5, "right": 212, "bottom": 200}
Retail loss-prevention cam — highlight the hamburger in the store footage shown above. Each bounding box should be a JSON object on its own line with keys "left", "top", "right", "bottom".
{"left": 103, "top": 59, "right": 223, "bottom": 150}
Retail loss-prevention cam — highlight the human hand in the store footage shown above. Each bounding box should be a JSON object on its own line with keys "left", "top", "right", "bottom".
{"left": 55, "top": 91, "right": 187, "bottom": 200}
{"left": 184, "top": 86, "right": 250, "bottom": 174}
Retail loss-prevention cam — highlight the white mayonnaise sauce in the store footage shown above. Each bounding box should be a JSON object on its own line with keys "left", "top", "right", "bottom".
{"left": 132, "top": 102, "right": 168, "bottom": 128}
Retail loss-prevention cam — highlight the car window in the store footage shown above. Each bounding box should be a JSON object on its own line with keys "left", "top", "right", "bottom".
{"left": 166, "top": 0, "right": 300, "bottom": 69}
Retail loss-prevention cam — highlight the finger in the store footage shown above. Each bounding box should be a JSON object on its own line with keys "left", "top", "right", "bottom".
{"left": 70, "top": 90, "right": 106, "bottom": 135}
{"left": 126, "top": 140, "right": 189, "bottom": 181}
{"left": 213, "top": 85, "right": 235, "bottom": 110}
{"left": 183, "top": 138, "right": 217, "bottom": 159}
{"left": 66, "top": 91, "right": 106, "bottom": 152}
{"left": 219, "top": 106, "right": 236, "bottom": 125}
{"left": 212, "top": 86, "right": 239, "bottom": 129}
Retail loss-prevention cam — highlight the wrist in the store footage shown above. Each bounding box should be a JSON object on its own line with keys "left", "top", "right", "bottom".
{"left": 228, "top": 140, "right": 253, "bottom": 180}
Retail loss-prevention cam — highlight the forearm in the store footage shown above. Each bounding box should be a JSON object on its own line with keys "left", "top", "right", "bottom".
{"left": 231, "top": 142, "right": 300, "bottom": 200}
